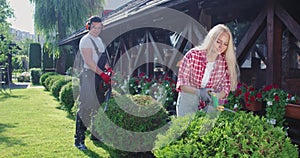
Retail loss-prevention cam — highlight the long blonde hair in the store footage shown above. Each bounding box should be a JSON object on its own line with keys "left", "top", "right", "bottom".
{"left": 196, "top": 24, "right": 239, "bottom": 91}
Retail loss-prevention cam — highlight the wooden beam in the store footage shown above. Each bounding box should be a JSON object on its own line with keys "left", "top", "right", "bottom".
{"left": 273, "top": 15, "right": 283, "bottom": 86}
{"left": 237, "top": 9, "right": 267, "bottom": 65}
{"left": 275, "top": 4, "right": 300, "bottom": 41}
{"left": 266, "top": 0, "right": 283, "bottom": 86}
{"left": 266, "top": 0, "right": 275, "bottom": 85}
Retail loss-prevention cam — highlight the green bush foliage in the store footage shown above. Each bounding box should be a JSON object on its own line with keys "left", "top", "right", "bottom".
{"left": 44, "top": 75, "right": 64, "bottom": 91}
{"left": 94, "top": 94, "right": 169, "bottom": 157}
{"left": 153, "top": 111, "right": 299, "bottom": 158}
{"left": 50, "top": 76, "right": 72, "bottom": 99}
{"left": 60, "top": 81, "right": 77, "bottom": 113}
{"left": 30, "top": 68, "right": 42, "bottom": 85}
{"left": 42, "top": 49, "right": 54, "bottom": 70}
{"left": 29, "top": 43, "right": 41, "bottom": 68}
{"left": 40, "top": 72, "right": 58, "bottom": 87}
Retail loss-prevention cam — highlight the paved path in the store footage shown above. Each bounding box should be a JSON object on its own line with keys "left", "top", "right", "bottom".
{"left": 2, "top": 82, "right": 44, "bottom": 89}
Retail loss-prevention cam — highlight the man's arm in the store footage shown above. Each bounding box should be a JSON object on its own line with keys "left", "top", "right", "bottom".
{"left": 81, "top": 48, "right": 104, "bottom": 76}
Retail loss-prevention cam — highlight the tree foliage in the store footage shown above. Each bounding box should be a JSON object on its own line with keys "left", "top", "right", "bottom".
{"left": 29, "top": 0, "right": 104, "bottom": 40}
{"left": 29, "top": 0, "right": 105, "bottom": 73}
{"left": 0, "top": 0, "right": 15, "bottom": 64}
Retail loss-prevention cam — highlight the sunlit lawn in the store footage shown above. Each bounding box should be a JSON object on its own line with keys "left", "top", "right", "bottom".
{"left": 0, "top": 87, "right": 110, "bottom": 158}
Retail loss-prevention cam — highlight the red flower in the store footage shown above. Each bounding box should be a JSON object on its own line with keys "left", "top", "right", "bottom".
{"left": 256, "top": 93, "right": 262, "bottom": 99}
{"left": 250, "top": 96, "right": 256, "bottom": 102}
{"left": 235, "top": 89, "right": 242, "bottom": 97}
{"left": 139, "top": 72, "right": 145, "bottom": 78}
{"left": 274, "top": 95, "right": 280, "bottom": 102}
{"left": 263, "top": 85, "right": 273, "bottom": 91}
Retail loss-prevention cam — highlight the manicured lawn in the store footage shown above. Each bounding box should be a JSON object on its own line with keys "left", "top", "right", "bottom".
{"left": 0, "top": 88, "right": 110, "bottom": 158}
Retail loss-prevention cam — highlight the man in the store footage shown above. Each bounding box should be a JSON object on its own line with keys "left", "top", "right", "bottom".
{"left": 74, "top": 16, "right": 113, "bottom": 150}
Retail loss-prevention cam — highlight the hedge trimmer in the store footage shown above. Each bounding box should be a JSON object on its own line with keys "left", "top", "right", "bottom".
{"left": 210, "top": 92, "right": 236, "bottom": 113}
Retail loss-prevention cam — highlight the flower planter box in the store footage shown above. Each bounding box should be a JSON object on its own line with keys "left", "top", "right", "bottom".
{"left": 285, "top": 103, "right": 300, "bottom": 120}
{"left": 245, "top": 101, "right": 263, "bottom": 111}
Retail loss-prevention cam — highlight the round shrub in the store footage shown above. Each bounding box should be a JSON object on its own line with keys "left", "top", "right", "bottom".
{"left": 44, "top": 75, "right": 64, "bottom": 91}
{"left": 60, "top": 81, "right": 76, "bottom": 113}
{"left": 40, "top": 72, "right": 57, "bottom": 87}
{"left": 50, "top": 76, "right": 72, "bottom": 99}
{"left": 94, "top": 94, "right": 169, "bottom": 157}
{"left": 153, "top": 111, "right": 299, "bottom": 158}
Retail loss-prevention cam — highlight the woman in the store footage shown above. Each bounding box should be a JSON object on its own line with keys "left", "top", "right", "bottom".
{"left": 176, "top": 24, "right": 239, "bottom": 116}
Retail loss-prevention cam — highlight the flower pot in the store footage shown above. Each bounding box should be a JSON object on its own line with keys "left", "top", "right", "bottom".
{"left": 245, "top": 100, "right": 263, "bottom": 111}
{"left": 285, "top": 103, "right": 300, "bottom": 120}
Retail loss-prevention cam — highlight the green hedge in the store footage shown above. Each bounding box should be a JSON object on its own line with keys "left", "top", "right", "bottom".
{"left": 94, "top": 94, "right": 169, "bottom": 157}
{"left": 40, "top": 72, "right": 58, "bottom": 87}
{"left": 50, "top": 76, "right": 72, "bottom": 99}
{"left": 30, "top": 68, "right": 42, "bottom": 85}
{"left": 153, "top": 111, "right": 299, "bottom": 157}
{"left": 42, "top": 49, "right": 54, "bottom": 70}
{"left": 59, "top": 81, "right": 77, "bottom": 113}
{"left": 29, "top": 43, "right": 41, "bottom": 68}
{"left": 44, "top": 75, "right": 64, "bottom": 91}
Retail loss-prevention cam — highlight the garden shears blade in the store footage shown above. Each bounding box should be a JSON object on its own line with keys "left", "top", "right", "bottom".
{"left": 217, "top": 106, "right": 236, "bottom": 113}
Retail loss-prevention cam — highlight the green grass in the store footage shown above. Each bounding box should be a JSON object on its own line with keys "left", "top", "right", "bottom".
{"left": 0, "top": 88, "right": 110, "bottom": 158}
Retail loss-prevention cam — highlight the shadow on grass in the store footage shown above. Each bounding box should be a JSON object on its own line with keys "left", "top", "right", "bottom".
{"left": 0, "top": 94, "right": 26, "bottom": 102}
{"left": 82, "top": 148, "right": 103, "bottom": 158}
{"left": 91, "top": 140, "right": 154, "bottom": 158}
{"left": 0, "top": 123, "right": 26, "bottom": 146}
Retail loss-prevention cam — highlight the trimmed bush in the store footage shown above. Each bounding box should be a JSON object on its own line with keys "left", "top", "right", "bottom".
{"left": 60, "top": 81, "right": 76, "bottom": 113}
{"left": 30, "top": 68, "right": 42, "bottom": 85}
{"left": 153, "top": 111, "right": 299, "bottom": 158}
{"left": 40, "top": 72, "right": 58, "bottom": 87}
{"left": 29, "top": 43, "right": 41, "bottom": 68}
{"left": 44, "top": 75, "right": 64, "bottom": 91}
{"left": 50, "top": 76, "right": 72, "bottom": 99}
{"left": 94, "top": 94, "right": 169, "bottom": 157}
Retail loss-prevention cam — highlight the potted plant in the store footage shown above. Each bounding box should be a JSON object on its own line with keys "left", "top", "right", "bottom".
{"left": 238, "top": 83, "right": 263, "bottom": 111}
{"left": 260, "top": 84, "right": 292, "bottom": 127}
{"left": 285, "top": 95, "right": 300, "bottom": 120}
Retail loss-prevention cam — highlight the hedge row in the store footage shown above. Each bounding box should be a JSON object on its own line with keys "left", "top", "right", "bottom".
{"left": 153, "top": 111, "right": 299, "bottom": 157}
{"left": 40, "top": 72, "right": 79, "bottom": 115}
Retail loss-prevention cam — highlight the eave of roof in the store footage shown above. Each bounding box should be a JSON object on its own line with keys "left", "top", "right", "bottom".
{"left": 58, "top": 0, "right": 189, "bottom": 46}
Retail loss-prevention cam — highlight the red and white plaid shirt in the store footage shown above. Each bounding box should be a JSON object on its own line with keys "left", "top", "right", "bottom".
{"left": 176, "top": 49, "right": 231, "bottom": 96}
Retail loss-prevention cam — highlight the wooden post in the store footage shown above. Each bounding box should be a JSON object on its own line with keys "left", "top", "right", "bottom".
{"left": 266, "top": 0, "right": 283, "bottom": 86}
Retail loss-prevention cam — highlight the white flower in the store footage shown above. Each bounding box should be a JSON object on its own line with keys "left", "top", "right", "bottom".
{"left": 173, "top": 101, "right": 177, "bottom": 105}
{"left": 267, "top": 119, "right": 276, "bottom": 125}
{"left": 130, "top": 84, "right": 133, "bottom": 87}
{"left": 145, "top": 90, "right": 149, "bottom": 94}
{"left": 234, "top": 104, "right": 238, "bottom": 109}
{"left": 138, "top": 85, "right": 141, "bottom": 88}
{"left": 267, "top": 101, "right": 273, "bottom": 106}
{"left": 291, "top": 96, "right": 295, "bottom": 101}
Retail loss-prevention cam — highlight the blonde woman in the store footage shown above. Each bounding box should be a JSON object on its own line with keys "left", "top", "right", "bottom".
{"left": 176, "top": 24, "right": 239, "bottom": 116}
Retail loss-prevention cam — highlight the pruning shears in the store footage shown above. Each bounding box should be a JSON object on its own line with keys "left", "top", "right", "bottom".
{"left": 210, "top": 92, "right": 236, "bottom": 113}
{"left": 216, "top": 105, "right": 236, "bottom": 113}
{"left": 103, "top": 71, "right": 112, "bottom": 112}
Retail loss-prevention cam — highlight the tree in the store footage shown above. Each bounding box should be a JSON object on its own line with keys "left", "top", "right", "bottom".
{"left": 0, "top": 0, "right": 14, "bottom": 64}
{"left": 29, "top": 0, "right": 105, "bottom": 74}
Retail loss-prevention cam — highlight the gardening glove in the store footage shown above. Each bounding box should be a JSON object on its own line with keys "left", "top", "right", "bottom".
{"left": 106, "top": 68, "right": 115, "bottom": 76}
{"left": 196, "top": 88, "right": 213, "bottom": 102}
{"left": 100, "top": 72, "right": 111, "bottom": 84}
